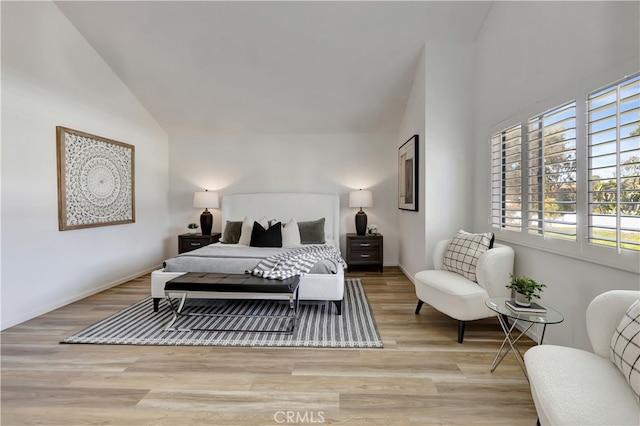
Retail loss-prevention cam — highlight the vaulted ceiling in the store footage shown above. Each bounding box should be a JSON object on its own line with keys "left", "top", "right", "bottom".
{"left": 56, "top": 1, "right": 492, "bottom": 135}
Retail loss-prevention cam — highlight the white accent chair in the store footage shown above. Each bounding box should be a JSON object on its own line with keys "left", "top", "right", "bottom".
{"left": 413, "top": 239, "right": 515, "bottom": 343}
{"left": 524, "top": 290, "right": 640, "bottom": 426}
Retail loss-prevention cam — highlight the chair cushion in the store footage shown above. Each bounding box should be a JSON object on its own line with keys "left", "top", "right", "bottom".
{"left": 414, "top": 270, "right": 492, "bottom": 321}
{"left": 610, "top": 299, "right": 640, "bottom": 399}
{"left": 441, "top": 230, "right": 494, "bottom": 282}
{"left": 525, "top": 345, "right": 640, "bottom": 425}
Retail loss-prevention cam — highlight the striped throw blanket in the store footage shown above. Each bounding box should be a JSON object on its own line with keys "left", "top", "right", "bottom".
{"left": 248, "top": 245, "right": 347, "bottom": 280}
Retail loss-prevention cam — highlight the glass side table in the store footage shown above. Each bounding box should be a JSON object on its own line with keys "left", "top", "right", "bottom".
{"left": 485, "top": 297, "right": 564, "bottom": 378}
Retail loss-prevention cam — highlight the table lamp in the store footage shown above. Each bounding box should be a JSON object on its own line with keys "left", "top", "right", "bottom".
{"left": 193, "top": 190, "right": 219, "bottom": 235}
{"left": 349, "top": 189, "right": 373, "bottom": 236}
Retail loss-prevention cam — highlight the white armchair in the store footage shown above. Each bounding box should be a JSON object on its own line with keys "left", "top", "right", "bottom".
{"left": 413, "top": 239, "right": 515, "bottom": 343}
{"left": 524, "top": 290, "right": 640, "bottom": 426}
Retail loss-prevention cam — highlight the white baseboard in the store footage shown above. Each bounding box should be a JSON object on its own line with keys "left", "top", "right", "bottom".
{"left": 0, "top": 265, "right": 161, "bottom": 331}
{"left": 397, "top": 264, "right": 414, "bottom": 283}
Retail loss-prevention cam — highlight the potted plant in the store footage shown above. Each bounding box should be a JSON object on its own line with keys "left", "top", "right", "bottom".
{"left": 506, "top": 273, "right": 546, "bottom": 307}
{"left": 187, "top": 223, "right": 199, "bottom": 234}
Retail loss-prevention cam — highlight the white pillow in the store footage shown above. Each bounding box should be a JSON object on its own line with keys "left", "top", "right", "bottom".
{"left": 281, "top": 219, "right": 301, "bottom": 247}
{"left": 610, "top": 299, "right": 640, "bottom": 399}
{"left": 238, "top": 216, "right": 269, "bottom": 246}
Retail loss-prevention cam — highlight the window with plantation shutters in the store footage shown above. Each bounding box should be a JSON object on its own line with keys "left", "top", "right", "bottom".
{"left": 491, "top": 124, "right": 522, "bottom": 231}
{"left": 527, "top": 102, "right": 577, "bottom": 240}
{"left": 489, "top": 72, "right": 640, "bottom": 270}
{"left": 587, "top": 74, "right": 640, "bottom": 252}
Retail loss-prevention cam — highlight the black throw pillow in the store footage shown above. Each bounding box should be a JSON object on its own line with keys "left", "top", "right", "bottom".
{"left": 250, "top": 221, "right": 282, "bottom": 247}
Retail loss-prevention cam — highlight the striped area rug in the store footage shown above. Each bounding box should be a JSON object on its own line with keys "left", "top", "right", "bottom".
{"left": 62, "top": 278, "right": 383, "bottom": 348}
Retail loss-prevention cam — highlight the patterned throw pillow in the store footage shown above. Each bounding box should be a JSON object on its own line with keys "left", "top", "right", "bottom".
{"left": 441, "top": 230, "right": 494, "bottom": 282}
{"left": 610, "top": 299, "right": 640, "bottom": 399}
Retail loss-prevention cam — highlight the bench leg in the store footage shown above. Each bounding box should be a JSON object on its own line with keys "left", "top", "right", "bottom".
{"left": 153, "top": 298, "right": 161, "bottom": 312}
{"left": 415, "top": 300, "right": 424, "bottom": 314}
{"left": 164, "top": 294, "right": 187, "bottom": 331}
{"left": 287, "top": 288, "right": 300, "bottom": 332}
{"left": 333, "top": 299, "right": 342, "bottom": 315}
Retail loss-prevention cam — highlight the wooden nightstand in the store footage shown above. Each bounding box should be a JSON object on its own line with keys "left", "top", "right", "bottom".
{"left": 346, "top": 233, "right": 383, "bottom": 272}
{"left": 178, "top": 233, "right": 221, "bottom": 254}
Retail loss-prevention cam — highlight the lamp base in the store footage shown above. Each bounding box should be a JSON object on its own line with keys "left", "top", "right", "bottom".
{"left": 355, "top": 210, "right": 367, "bottom": 236}
{"left": 200, "top": 209, "right": 213, "bottom": 235}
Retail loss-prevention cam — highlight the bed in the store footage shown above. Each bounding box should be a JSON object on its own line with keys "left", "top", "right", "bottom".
{"left": 151, "top": 192, "right": 346, "bottom": 314}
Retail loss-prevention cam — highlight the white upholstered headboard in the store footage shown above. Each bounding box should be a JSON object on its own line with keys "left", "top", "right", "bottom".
{"left": 221, "top": 193, "right": 340, "bottom": 243}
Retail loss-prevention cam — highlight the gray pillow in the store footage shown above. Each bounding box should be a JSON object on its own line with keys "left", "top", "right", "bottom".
{"left": 298, "top": 218, "right": 325, "bottom": 244}
{"left": 221, "top": 220, "right": 242, "bottom": 244}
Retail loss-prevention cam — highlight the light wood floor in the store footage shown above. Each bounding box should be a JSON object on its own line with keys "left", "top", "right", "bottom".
{"left": 1, "top": 267, "right": 538, "bottom": 425}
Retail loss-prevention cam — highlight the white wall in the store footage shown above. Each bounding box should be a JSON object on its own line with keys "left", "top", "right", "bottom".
{"left": 397, "top": 41, "right": 476, "bottom": 278}
{"left": 1, "top": 2, "right": 170, "bottom": 329}
{"left": 166, "top": 132, "right": 399, "bottom": 263}
{"left": 472, "top": 1, "right": 640, "bottom": 349}
{"left": 397, "top": 49, "right": 426, "bottom": 276}
{"left": 423, "top": 40, "right": 476, "bottom": 265}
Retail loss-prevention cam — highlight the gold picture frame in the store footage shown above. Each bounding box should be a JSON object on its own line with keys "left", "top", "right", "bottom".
{"left": 56, "top": 126, "right": 135, "bottom": 231}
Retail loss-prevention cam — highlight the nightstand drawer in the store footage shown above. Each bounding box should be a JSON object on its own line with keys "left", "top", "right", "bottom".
{"left": 349, "top": 250, "right": 382, "bottom": 263}
{"left": 178, "top": 233, "right": 221, "bottom": 254}
{"left": 348, "top": 239, "right": 382, "bottom": 251}
{"left": 180, "top": 239, "right": 208, "bottom": 252}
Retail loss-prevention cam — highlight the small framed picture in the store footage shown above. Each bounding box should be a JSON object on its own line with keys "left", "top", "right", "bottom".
{"left": 398, "top": 134, "right": 418, "bottom": 211}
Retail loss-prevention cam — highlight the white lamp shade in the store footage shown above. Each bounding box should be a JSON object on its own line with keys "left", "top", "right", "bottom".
{"left": 193, "top": 191, "right": 219, "bottom": 209}
{"left": 349, "top": 190, "right": 373, "bottom": 208}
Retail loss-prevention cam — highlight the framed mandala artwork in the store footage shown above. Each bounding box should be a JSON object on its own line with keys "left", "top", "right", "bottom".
{"left": 56, "top": 126, "right": 135, "bottom": 231}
